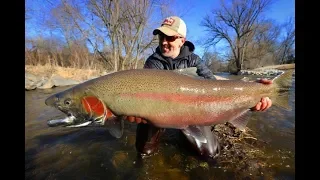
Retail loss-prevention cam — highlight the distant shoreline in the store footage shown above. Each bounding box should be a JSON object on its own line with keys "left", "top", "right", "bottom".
{"left": 25, "top": 63, "right": 295, "bottom": 81}
{"left": 251, "top": 64, "right": 295, "bottom": 71}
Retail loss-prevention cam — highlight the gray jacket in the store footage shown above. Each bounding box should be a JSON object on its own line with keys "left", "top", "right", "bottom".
{"left": 144, "top": 41, "right": 215, "bottom": 79}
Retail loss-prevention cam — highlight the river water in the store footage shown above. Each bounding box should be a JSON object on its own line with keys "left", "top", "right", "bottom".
{"left": 25, "top": 73, "right": 295, "bottom": 180}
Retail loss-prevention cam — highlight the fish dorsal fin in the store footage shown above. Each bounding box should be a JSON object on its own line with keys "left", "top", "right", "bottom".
{"left": 173, "top": 67, "right": 200, "bottom": 78}
{"left": 104, "top": 116, "right": 124, "bottom": 138}
{"left": 229, "top": 109, "right": 251, "bottom": 131}
{"left": 213, "top": 75, "right": 230, "bottom": 80}
{"left": 240, "top": 77, "right": 250, "bottom": 82}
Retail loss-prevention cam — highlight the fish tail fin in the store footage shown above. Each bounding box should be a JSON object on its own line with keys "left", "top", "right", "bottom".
{"left": 271, "top": 69, "right": 294, "bottom": 111}
{"left": 271, "top": 91, "right": 292, "bottom": 111}
{"left": 181, "top": 126, "right": 220, "bottom": 158}
{"left": 272, "top": 69, "right": 294, "bottom": 89}
{"left": 104, "top": 116, "right": 124, "bottom": 138}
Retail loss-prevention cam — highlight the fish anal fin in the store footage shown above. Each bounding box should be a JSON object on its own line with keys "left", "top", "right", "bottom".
{"left": 104, "top": 116, "right": 124, "bottom": 138}
{"left": 228, "top": 109, "right": 251, "bottom": 131}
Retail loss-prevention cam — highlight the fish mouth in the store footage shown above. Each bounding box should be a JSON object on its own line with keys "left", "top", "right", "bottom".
{"left": 47, "top": 113, "right": 106, "bottom": 128}
{"left": 47, "top": 114, "right": 93, "bottom": 127}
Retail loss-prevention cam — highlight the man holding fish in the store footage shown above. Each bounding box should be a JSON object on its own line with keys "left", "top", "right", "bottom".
{"left": 126, "top": 16, "right": 272, "bottom": 157}
{"left": 45, "top": 16, "right": 280, "bottom": 159}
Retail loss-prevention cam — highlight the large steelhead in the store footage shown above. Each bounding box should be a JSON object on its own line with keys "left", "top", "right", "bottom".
{"left": 46, "top": 68, "right": 292, "bottom": 126}
{"left": 45, "top": 68, "right": 293, "bottom": 156}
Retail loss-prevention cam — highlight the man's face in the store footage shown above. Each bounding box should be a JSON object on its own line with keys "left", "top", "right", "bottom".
{"left": 158, "top": 32, "right": 185, "bottom": 59}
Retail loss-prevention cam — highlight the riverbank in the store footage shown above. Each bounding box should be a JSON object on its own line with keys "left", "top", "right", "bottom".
{"left": 25, "top": 64, "right": 110, "bottom": 90}
{"left": 25, "top": 64, "right": 107, "bottom": 82}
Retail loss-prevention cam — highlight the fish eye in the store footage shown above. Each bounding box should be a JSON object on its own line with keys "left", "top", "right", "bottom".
{"left": 64, "top": 98, "right": 72, "bottom": 106}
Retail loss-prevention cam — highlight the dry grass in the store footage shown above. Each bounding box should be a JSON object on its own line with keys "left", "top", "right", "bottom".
{"left": 25, "top": 64, "right": 108, "bottom": 82}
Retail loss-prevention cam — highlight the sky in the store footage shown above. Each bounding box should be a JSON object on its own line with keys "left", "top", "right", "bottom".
{"left": 179, "top": 0, "right": 295, "bottom": 57}
{"left": 25, "top": 0, "right": 295, "bottom": 58}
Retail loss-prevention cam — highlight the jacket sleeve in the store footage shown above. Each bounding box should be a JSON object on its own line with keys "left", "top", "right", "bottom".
{"left": 193, "top": 54, "right": 216, "bottom": 79}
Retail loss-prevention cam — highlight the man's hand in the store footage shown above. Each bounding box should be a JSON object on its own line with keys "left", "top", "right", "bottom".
{"left": 252, "top": 97, "right": 272, "bottom": 111}
{"left": 125, "top": 116, "right": 148, "bottom": 124}
{"left": 251, "top": 78, "right": 273, "bottom": 111}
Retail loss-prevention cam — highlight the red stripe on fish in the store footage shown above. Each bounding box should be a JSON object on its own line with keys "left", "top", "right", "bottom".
{"left": 121, "top": 93, "right": 233, "bottom": 103}
{"left": 147, "top": 107, "right": 248, "bottom": 128}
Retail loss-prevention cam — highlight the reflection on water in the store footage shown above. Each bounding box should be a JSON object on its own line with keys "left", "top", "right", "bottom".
{"left": 25, "top": 74, "right": 295, "bottom": 180}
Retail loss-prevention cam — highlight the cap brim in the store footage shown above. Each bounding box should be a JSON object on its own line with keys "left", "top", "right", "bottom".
{"left": 153, "top": 26, "right": 178, "bottom": 36}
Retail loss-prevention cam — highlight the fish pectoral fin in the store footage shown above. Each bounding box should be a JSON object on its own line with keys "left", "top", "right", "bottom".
{"left": 228, "top": 109, "right": 251, "bottom": 131}
{"left": 182, "top": 126, "right": 207, "bottom": 143}
{"left": 182, "top": 126, "right": 220, "bottom": 158}
{"left": 104, "top": 116, "right": 124, "bottom": 139}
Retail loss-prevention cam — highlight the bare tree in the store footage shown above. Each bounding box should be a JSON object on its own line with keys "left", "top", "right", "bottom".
{"left": 201, "top": 0, "right": 272, "bottom": 73}
{"left": 202, "top": 51, "right": 227, "bottom": 73}
{"left": 276, "top": 16, "right": 295, "bottom": 64}
{"left": 87, "top": 0, "right": 162, "bottom": 71}
{"left": 245, "top": 19, "right": 281, "bottom": 68}
{"left": 26, "top": 0, "right": 195, "bottom": 71}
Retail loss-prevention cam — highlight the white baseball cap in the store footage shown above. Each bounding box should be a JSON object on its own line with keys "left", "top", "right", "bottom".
{"left": 153, "top": 16, "right": 187, "bottom": 38}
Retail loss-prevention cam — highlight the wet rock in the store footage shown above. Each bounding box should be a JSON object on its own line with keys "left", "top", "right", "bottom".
{"left": 25, "top": 73, "right": 80, "bottom": 90}
{"left": 37, "top": 79, "right": 55, "bottom": 89}
{"left": 25, "top": 73, "right": 47, "bottom": 90}
{"left": 50, "top": 74, "right": 80, "bottom": 87}
{"left": 25, "top": 78, "right": 37, "bottom": 90}
{"left": 25, "top": 72, "right": 41, "bottom": 82}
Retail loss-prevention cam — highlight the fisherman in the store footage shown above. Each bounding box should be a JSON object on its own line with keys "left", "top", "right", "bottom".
{"left": 126, "top": 16, "right": 272, "bottom": 157}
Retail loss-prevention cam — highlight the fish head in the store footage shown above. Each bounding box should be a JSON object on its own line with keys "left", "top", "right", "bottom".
{"left": 45, "top": 89, "right": 94, "bottom": 127}
{"left": 45, "top": 86, "right": 114, "bottom": 128}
